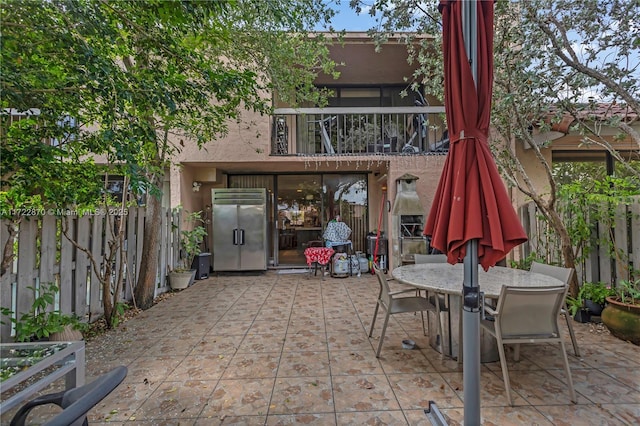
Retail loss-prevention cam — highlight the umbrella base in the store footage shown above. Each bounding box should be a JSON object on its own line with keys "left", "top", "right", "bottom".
{"left": 424, "top": 401, "right": 449, "bottom": 425}
{"left": 428, "top": 294, "right": 499, "bottom": 363}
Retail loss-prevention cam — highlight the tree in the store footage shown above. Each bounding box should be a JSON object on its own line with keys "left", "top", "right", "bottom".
{"left": 1, "top": 0, "right": 338, "bottom": 314}
{"left": 350, "top": 0, "right": 639, "bottom": 294}
{"left": 489, "top": 0, "right": 639, "bottom": 294}
{"left": 105, "top": 0, "right": 339, "bottom": 309}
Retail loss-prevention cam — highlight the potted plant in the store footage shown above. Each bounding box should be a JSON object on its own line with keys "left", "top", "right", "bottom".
{"left": 580, "top": 281, "right": 614, "bottom": 316}
{"left": 566, "top": 281, "right": 614, "bottom": 323}
{"left": 168, "top": 211, "right": 207, "bottom": 290}
{"left": 602, "top": 278, "right": 640, "bottom": 345}
{"left": 12, "top": 283, "right": 87, "bottom": 342}
{"left": 565, "top": 296, "right": 589, "bottom": 323}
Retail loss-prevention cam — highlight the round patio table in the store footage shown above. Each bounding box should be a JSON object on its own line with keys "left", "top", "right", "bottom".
{"left": 391, "top": 263, "right": 563, "bottom": 361}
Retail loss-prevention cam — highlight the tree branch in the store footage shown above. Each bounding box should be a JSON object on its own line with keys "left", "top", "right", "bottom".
{"left": 538, "top": 14, "right": 640, "bottom": 113}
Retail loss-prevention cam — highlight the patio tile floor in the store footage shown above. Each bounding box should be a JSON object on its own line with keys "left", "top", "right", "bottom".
{"left": 2, "top": 270, "right": 639, "bottom": 425}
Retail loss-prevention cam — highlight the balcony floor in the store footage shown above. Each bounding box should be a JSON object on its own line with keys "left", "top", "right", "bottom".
{"left": 3, "top": 271, "right": 638, "bottom": 425}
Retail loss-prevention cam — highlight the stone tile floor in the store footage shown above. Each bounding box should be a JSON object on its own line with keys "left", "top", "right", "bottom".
{"left": 2, "top": 270, "right": 639, "bottom": 425}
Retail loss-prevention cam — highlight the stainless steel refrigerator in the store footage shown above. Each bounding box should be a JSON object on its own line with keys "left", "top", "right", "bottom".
{"left": 212, "top": 188, "right": 268, "bottom": 271}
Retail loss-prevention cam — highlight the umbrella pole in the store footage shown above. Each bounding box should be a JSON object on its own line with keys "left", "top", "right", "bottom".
{"left": 463, "top": 239, "right": 481, "bottom": 425}
{"left": 462, "top": 1, "right": 481, "bottom": 424}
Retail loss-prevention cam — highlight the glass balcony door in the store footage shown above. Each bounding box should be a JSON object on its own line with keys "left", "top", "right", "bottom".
{"left": 276, "top": 175, "right": 323, "bottom": 266}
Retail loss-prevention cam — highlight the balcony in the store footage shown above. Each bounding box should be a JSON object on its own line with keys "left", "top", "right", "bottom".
{"left": 271, "top": 107, "right": 448, "bottom": 156}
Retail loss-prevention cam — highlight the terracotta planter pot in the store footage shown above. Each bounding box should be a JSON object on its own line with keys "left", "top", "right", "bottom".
{"left": 168, "top": 270, "right": 195, "bottom": 290}
{"left": 601, "top": 297, "right": 640, "bottom": 345}
{"left": 49, "top": 325, "right": 84, "bottom": 342}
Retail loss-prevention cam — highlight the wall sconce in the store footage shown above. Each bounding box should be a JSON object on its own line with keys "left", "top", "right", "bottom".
{"left": 192, "top": 181, "right": 202, "bottom": 192}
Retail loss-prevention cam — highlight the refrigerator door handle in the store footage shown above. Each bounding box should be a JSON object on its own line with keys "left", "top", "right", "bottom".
{"left": 239, "top": 229, "right": 245, "bottom": 245}
{"left": 233, "top": 228, "right": 238, "bottom": 245}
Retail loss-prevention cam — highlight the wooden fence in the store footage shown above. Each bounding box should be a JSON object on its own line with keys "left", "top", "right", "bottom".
{"left": 520, "top": 197, "right": 640, "bottom": 285}
{"left": 0, "top": 207, "right": 180, "bottom": 341}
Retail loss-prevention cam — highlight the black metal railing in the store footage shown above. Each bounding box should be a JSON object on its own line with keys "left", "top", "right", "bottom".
{"left": 271, "top": 107, "right": 448, "bottom": 156}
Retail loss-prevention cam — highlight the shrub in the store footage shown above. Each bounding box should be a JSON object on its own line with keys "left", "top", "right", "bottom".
{"left": 578, "top": 282, "right": 615, "bottom": 305}
{"left": 12, "top": 283, "right": 87, "bottom": 342}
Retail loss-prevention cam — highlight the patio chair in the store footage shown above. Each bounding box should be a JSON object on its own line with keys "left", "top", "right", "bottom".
{"left": 10, "top": 366, "right": 128, "bottom": 426}
{"left": 413, "top": 254, "right": 448, "bottom": 297}
{"left": 530, "top": 261, "right": 580, "bottom": 357}
{"left": 480, "top": 285, "right": 577, "bottom": 406}
{"left": 368, "top": 263, "right": 442, "bottom": 358}
{"left": 413, "top": 254, "right": 451, "bottom": 355}
{"left": 413, "top": 254, "right": 447, "bottom": 264}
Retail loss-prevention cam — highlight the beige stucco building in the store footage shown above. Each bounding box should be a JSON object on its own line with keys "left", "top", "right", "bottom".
{"left": 166, "top": 32, "right": 639, "bottom": 272}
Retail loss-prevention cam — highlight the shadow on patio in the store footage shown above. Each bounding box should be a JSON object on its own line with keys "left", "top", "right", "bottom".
{"left": 2, "top": 271, "right": 639, "bottom": 425}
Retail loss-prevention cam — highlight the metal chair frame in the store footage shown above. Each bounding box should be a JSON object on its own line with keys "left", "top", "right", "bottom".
{"left": 530, "top": 261, "right": 581, "bottom": 357}
{"left": 480, "top": 286, "right": 577, "bottom": 406}
{"left": 368, "top": 264, "right": 443, "bottom": 358}
{"left": 413, "top": 254, "right": 452, "bottom": 355}
{"left": 10, "top": 366, "right": 128, "bottom": 426}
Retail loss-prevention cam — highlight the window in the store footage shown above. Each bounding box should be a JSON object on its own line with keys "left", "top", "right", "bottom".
{"left": 322, "top": 86, "right": 424, "bottom": 108}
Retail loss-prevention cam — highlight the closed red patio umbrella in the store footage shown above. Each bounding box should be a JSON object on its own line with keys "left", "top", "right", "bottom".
{"left": 425, "top": 0, "right": 527, "bottom": 423}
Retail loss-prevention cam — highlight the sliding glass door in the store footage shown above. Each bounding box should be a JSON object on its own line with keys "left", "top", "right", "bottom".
{"left": 276, "top": 175, "right": 323, "bottom": 266}
{"left": 230, "top": 173, "right": 367, "bottom": 267}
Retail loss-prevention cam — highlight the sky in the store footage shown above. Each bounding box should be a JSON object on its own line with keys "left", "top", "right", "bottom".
{"left": 323, "top": 2, "right": 639, "bottom": 103}
{"left": 325, "top": 1, "right": 379, "bottom": 31}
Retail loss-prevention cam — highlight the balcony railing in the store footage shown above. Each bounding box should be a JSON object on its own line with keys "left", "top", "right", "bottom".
{"left": 272, "top": 107, "right": 448, "bottom": 156}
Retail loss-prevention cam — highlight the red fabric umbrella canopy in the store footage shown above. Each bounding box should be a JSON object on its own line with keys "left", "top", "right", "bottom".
{"left": 425, "top": 0, "right": 527, "bottom": 270}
